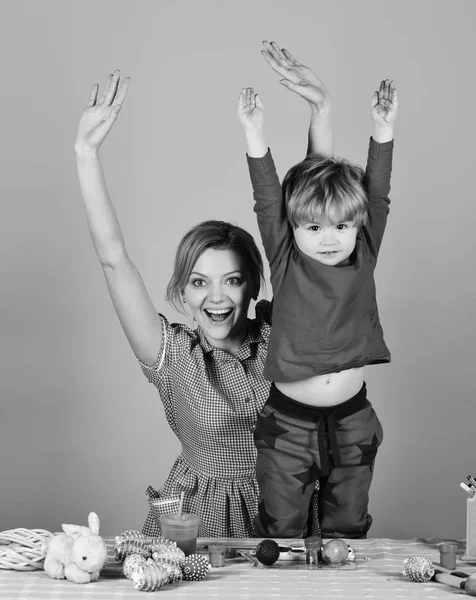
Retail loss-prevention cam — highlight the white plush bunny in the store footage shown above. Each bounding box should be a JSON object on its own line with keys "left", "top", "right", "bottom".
{"left": 43, "top": 512, "right": 108, "bottom": 584}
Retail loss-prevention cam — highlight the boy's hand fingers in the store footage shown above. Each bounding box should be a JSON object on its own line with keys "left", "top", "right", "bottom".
{"left": 371, "top": 91, "right": 378, "bottom": 109}
{"left": 247, "top": 87, "right": 254, "bottom": 106}
{"left": 391, "top": 87, "right": 398, "bottom": 109}
{"left": 255, "top": 93, "right": 264, "bottom": 109}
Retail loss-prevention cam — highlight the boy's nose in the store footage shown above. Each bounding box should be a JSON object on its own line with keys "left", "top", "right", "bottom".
{"left": 321, "top": 232, "right": 336, "bottom": 244}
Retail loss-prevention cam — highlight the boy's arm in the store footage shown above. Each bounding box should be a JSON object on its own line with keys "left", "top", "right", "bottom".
{"left": 364, "top": 80, "right": 398, "bottom": 256}
{"left": 261, "top": 41, "right": 334, "bottom": 158}
{"left": 237, "top": 88, "right": 291, "bottom": 273}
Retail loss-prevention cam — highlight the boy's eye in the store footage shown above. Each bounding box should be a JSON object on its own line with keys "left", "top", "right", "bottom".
{"left": 336, "top": 223, "right": 348, "bottom": 230}
{"left": 309, "top": 225, "right": 320, "bottom": 232}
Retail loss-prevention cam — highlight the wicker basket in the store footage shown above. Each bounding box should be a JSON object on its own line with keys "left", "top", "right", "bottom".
{"left": 0, "top": 528, "right": 54, "bottom": 571}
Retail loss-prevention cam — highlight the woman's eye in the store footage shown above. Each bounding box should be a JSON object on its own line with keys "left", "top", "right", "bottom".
{"left": 192, "top": 279, "right": 206, "bottom": 287}
{"left": 227, "top": 277, "right": 242, "bottom": 285}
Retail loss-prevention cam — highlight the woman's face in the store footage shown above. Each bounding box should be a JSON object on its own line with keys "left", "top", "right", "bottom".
{"left": 183, "top": 247, "right": 254, "bottom": 355}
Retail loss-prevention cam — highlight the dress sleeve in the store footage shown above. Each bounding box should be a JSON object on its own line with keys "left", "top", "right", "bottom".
{"left": 363, "top": 138, "right": 394, "bottom": 257}
{"left": 136, "top": 315, "right": 194, "bottom": 438}
{"left": 137, "top": 314, "right": 168, "bottom": 381}
{"left": 247, "top": 150, "right": 292, "bottom": 283}
{"left": 137, "top": 315, "right": 194, "bottom": 381}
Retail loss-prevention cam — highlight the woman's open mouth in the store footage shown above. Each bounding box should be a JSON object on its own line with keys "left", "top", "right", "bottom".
{"left": 204, "top": 308, "right": 233, "bottom": 323}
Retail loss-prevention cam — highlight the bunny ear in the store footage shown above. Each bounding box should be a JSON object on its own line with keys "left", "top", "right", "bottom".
{"left": 62, "top": 524, "right": 91, "bottom": 539}
{"left": 88, "top": 512, "right": 100, "bottom": 535}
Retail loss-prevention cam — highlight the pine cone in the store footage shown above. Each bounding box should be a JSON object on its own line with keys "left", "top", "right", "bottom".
{"left": 402, "top": 555, "right": 435, "bottom": 582}
{"left": 131, "top": 562, "right": 169, "bottom": 591}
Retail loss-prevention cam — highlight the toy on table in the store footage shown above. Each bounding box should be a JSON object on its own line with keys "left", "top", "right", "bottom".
{"left": 304, "top": 536, "right": 322, "bottom": 565}
{"left": 115, "top": 530, "right": 209, "bottom": 591}
{"left": 43, "top": 512, "right": 107, "bottom": 584}
{"left": 440, "top": 542, "right": 458, "bottom": 570}
{"left": 182, "top": 554, "right": 210, "bottom": 581}
{"left": 403, "top": 555, "right": 476, "bottom": 595}
{"left": 463, "top": 486, "right": 476, "bottom": 561}
{"left": 0, "top": 528, "right": 54, "bottom": 571}
{"left": 208, "top": 542, "right": 226, "bottom": 567}
{"left": 321, "top": 539, "right": 350, "bottom": 565}
{"left": 255, "top": 540, "right": 281, "bottom": 565}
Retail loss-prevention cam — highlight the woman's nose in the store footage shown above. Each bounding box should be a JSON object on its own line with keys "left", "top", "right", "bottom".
{"left": 208, "top": 284, "right": 225, "bottom": 302}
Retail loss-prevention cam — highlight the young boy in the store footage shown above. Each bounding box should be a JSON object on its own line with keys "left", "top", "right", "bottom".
{"left": 237, "top": 41, "right": 398, "bottom": 539}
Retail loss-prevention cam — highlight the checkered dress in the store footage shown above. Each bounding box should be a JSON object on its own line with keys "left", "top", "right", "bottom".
{"left": 139, "top": 300, "right": 272, "bottom": 538}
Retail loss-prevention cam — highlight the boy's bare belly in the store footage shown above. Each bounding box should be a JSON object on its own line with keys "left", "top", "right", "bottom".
{"left": 276, "top": 367, "right": 365, "bottom": 407}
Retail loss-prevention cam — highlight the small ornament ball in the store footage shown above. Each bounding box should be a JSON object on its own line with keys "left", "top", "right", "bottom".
{"left": 321, "top": 539, "right": 349, "bottom": 564}
{"left": 181, "top": 554, "right": 209, "bottom": 581}
{"left": 255, "top": 539, "right": 280, "bottom": 565}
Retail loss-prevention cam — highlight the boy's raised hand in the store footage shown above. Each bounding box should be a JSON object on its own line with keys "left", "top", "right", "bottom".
{"left": 371, "top": 80, "right": 398, "bottom": 127}
{"left": 261, "top": 41, "right": 330, "bottom": 111}
{"left": 237, "top": 87, "right": 265, "bottom": 131}
{"left": 75, "top": 70, "right": 130, "bottom": 154}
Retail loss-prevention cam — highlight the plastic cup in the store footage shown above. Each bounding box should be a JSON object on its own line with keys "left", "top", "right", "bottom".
{"left": 208, "top": 542, "right": 226, "bottom": 567}
{"left": 159, "top": 513, "right": 200, "bottom": 556}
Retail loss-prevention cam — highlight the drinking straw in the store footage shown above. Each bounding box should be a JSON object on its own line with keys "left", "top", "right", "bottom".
{"left": 150, "top": 497, "right": 180, "bottom": 508}
{"left": 178, "top": 492, "right": 185, "bottom": 517}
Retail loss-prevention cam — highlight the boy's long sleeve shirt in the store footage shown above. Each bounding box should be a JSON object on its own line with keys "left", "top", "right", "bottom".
{"left": 247, "top": 138, "right": 393, "bottom": 382}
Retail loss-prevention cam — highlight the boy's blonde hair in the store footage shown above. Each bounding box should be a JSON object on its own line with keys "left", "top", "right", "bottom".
{"left": 166, "top": 220, "right": 264, "bottom": 314}
{"left": 283, "top": 154, "right": 368, "bottom": 228}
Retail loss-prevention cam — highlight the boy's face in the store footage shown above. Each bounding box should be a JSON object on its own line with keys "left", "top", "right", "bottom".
{"left": 293, "top": 221, "right": 358, "bottom": 266}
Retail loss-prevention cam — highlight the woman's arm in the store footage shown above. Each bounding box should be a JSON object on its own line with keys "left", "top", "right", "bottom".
{"left": 75, "top": 70, "right": 162, "bottom": 366}
{"left": 260, "top": 41, "right": 334, "bottom": 157}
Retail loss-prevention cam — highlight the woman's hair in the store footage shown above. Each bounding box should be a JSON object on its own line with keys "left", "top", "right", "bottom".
{"left": 166, "top": 220, "right": 264, "bottom": 314}
{"left": 283, "top": 154, "right": 368, "bottom": 229}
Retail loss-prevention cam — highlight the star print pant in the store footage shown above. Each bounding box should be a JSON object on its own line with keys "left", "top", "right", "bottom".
{"left": 253, "top": 382, "right": 383, "bottom": 539}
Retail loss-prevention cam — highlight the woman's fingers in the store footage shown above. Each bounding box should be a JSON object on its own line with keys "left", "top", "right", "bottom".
{"left": 105, "top": 70, "right": 121, "bottom": 105}
{"left": 90, "top": 105, "right": 121, "bottom": 144}
{"left": 87, "top": 83, "right": 99, "bottom": 107}
{"left": 281, "top": 48, "right": 299, "bottom": 65}
{"left": 97, "top": 73, "right": 113, "bottom": 105}
{"left": 113, "top": 76, "right": 130, "bottom": 107}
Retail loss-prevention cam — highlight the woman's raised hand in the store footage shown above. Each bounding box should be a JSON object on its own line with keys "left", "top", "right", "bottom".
{"left": 261, "top": 41, "right": 330, "bottom": 111}
{"left": 75, "top": 70, "right": 130, "bottom": 155}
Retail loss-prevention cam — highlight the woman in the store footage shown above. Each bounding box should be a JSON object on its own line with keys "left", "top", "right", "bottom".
{"left": 75, "top": 70, "right": 272, "bottom": 536}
